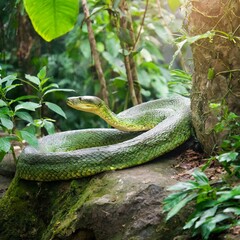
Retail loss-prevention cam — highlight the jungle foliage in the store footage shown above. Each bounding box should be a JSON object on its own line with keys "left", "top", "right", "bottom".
{"left": 0, "top": 0, "right": 191, "bottom": 131}
{"left": 2, "top": 1, "right": 240, "bottom": 239}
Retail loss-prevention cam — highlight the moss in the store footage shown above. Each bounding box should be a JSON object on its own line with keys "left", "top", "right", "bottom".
{"left": 0, "top": 177, "right": 46, "bottom": 240}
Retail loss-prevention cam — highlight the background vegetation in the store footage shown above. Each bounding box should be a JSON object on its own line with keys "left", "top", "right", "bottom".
{"left": 1, "top": 1, "right": 239, "bottom": 239}
{"left": 0, "top": 0, "right": 191, "bottom": 132}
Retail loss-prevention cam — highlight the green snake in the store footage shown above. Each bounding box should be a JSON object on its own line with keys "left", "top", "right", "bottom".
{"left": 16, "top": 95, "right": 191, "bottom": 181}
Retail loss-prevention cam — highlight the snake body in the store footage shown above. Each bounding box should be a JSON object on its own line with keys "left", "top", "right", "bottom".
{"left": 17, "top": 95, "right": 191, "bottom": 181}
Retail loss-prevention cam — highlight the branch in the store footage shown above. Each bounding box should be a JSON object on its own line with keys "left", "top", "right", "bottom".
{"left": 82, "top": 0, "right": 109, "bottom": 105}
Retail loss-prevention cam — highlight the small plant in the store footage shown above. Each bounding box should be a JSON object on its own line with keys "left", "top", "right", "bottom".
{"left": 163, "top": 109, "right": 240, "bottom": 239}
{"left": 0, "top": 66, "right": 74, "bottom": 162}
{"left": 163, "top": 169, "right": 240, "bottom": 239}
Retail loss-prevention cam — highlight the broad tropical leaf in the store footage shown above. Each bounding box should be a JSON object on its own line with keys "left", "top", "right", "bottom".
{"left": 24, "top": 0, "right": 79, "bottom": 41}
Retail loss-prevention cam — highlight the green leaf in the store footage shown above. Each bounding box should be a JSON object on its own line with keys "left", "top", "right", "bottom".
{"left": 0, "top": 117, "right": 13, "bottom": 129}
{"left": 0, "top": 99, "right": 7, "bottom": 107}
{"left": 15, "top": 102, "right": 41, "bottom": 112}
{"left": 37, "top": 66, "right": 47, "bottom": 80}
{"left": 168, "top": 0, "right": 181, "bottom": 12}
{"left": 163, "top": 192, "right": 188, "bottom": 212}
{"left": 43, "top": 88, "right": 75, "bottom": 96}
{"left": 10, "top": 95, "right": 39, "bottom": 104}
{"left": 42, "top": 83, "right": 59, "bottom": 93}
{"left": 223, "top": 207, "right": 240, "bottom": 215}
{"left": 167, "top": 181, "right": 199, "bottom": 191}
{"left": 217, "top": 186, "right": 240, "bottom": 202}
{"left": 195, "top": 206, "right": 218, "bottom": 228}
{"left": 20, "top": 130, "right": 38, "bottom": 147}
{"left": 207, "top": 68, "right": 215, "bottom": 80}
{"left": 45, "top": 102, "right": 66, "bottom": 118}
{"left": 192, "top": 169, "right": 209, "bottom": 185}
{"left": 15, "top": 111, "right": 33, "bottom": 123}
{"left": 23, "top": 0, "right": 79, "bottom": 42}
{"left": 25, "top": 74, "right": 40, "bottom": 86}
{"left": 217, "top": 151, "right": 238, "bottom": 163}
{"left": 0, "top": 107, "right": 10, "bottom": 117}
{"left": 0, "top": 137, "right": 11, "bottom": 153}
{"left": 0, "top": 74, "right": 17, "bottom": 84}
{"left": 0, "top": 151, "right": 7, "bottom": 162}
{"left": 201, "top": 221, "right": 216, "bottom": 240}
{"left": 184, "top": 213, "right": 202, "bottom": 229}
{"left": 43, "top": 120, "right": 55, "bottom": 134}
{"left": 166, "top": 193, "right": 197, "bottom": 220}
{"left": 4, "top": 84, "right": 22, "bottom": 93}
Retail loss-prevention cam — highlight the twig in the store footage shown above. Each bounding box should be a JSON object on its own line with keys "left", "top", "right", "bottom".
{"left": 132, "top": 0, "right": 149, "bottom": 51}
{"left": 82, "top": 0, "right": 109, "bottom": 105}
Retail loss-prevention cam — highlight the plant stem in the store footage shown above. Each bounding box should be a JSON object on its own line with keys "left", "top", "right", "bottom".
{"left": 119, "top": 0, "right": 141, "bottom": 105}
{"left": 82, "top": 0, "right": 109, "bottom": 106}
{"left": 10, "top": 145, "right": 17, "bottom": 164}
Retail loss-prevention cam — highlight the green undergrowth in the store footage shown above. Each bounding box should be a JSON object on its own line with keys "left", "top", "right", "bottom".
{"left": 163, "top": 109, "right": 240, "bottom": 239}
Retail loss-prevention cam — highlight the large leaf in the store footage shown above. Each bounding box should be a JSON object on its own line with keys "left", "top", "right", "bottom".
{"left": 24, "top": 0, "right": 79, "bottom": 42}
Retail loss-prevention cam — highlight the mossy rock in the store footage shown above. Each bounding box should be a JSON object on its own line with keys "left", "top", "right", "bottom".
{"left": 0, "top": 155, "right": 191, "bottom": 240}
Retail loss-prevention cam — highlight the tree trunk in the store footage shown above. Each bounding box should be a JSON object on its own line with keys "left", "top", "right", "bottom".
{"left": 187, "top": 0, "right": 240, "bottom": 154}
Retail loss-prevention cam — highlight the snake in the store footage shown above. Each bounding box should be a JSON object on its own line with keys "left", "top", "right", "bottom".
{"left": 16, "top": 95, "right": 191, "bottom": 181}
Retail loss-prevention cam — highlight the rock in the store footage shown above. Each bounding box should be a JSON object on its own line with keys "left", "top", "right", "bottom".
{"left": 0, "top": 151, "right": 16, "bottom": 177}
{"left": 0, "top": 175, "right": 12, "bottom": 198}
{"left": 0, "top": 150, "right": 193, "bottom": 240}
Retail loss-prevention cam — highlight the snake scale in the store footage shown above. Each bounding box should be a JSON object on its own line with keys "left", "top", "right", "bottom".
{"left": 17, "top": 95, "right": 191, "bottom": 181}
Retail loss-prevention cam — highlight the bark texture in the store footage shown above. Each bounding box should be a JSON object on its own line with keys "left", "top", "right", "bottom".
{"left": 187, "top": 0, "right": 240, "bottom": 154}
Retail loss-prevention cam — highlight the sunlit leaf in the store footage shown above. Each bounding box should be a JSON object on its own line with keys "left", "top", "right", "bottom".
{"left": 0, "top": 74, "right": 17, "bottom": 85}
{"left": 195, "top": 206, "right": 218, "bottom": 228}
{"left": 45, "top": 102, "right": 66, "bottom": 118}
{"left": 43, "top": 120, "right": 55, "bottom": 134}
{"left": 24, "top": 0, "right": 79, "bottom": 41}
{"left": 15, "top": 102, "right": 41, "bottom": 112}
{"left": 25, "top": 74, "right": 40, "bottom": 86}
{"left": 0, "top": 99, "right": 7, "bottom": 107}
{"left": 42, "top": 83, "right": 59, "bottom": 93}
{"left": 223, "top": 207, "right": 240, "bottom": 215}
{"left": 43, "top": 88, "right": 75, "bottom": 96}
{"left": 19, "top": 130, "right": 38, "bottom": 147}
{"left": 37, "top": 66, "right": 47, "bottom": 80}
{"left": 168, "top": 0, "right": 181, "bottom": 12}
{"left": 192, "top": 169, "right": 209, "bottom": 185}
{"left": 217, "top": 151, "right": 238, "bottom": 162}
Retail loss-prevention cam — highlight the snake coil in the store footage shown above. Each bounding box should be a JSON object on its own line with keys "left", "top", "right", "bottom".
{"left": 17, "top": 95, "right": 191, "bottom": 181}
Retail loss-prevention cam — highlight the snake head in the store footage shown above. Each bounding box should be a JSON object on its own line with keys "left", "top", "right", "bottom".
{"left": 67, "top": 96, "right": 104, "bottom": 113}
